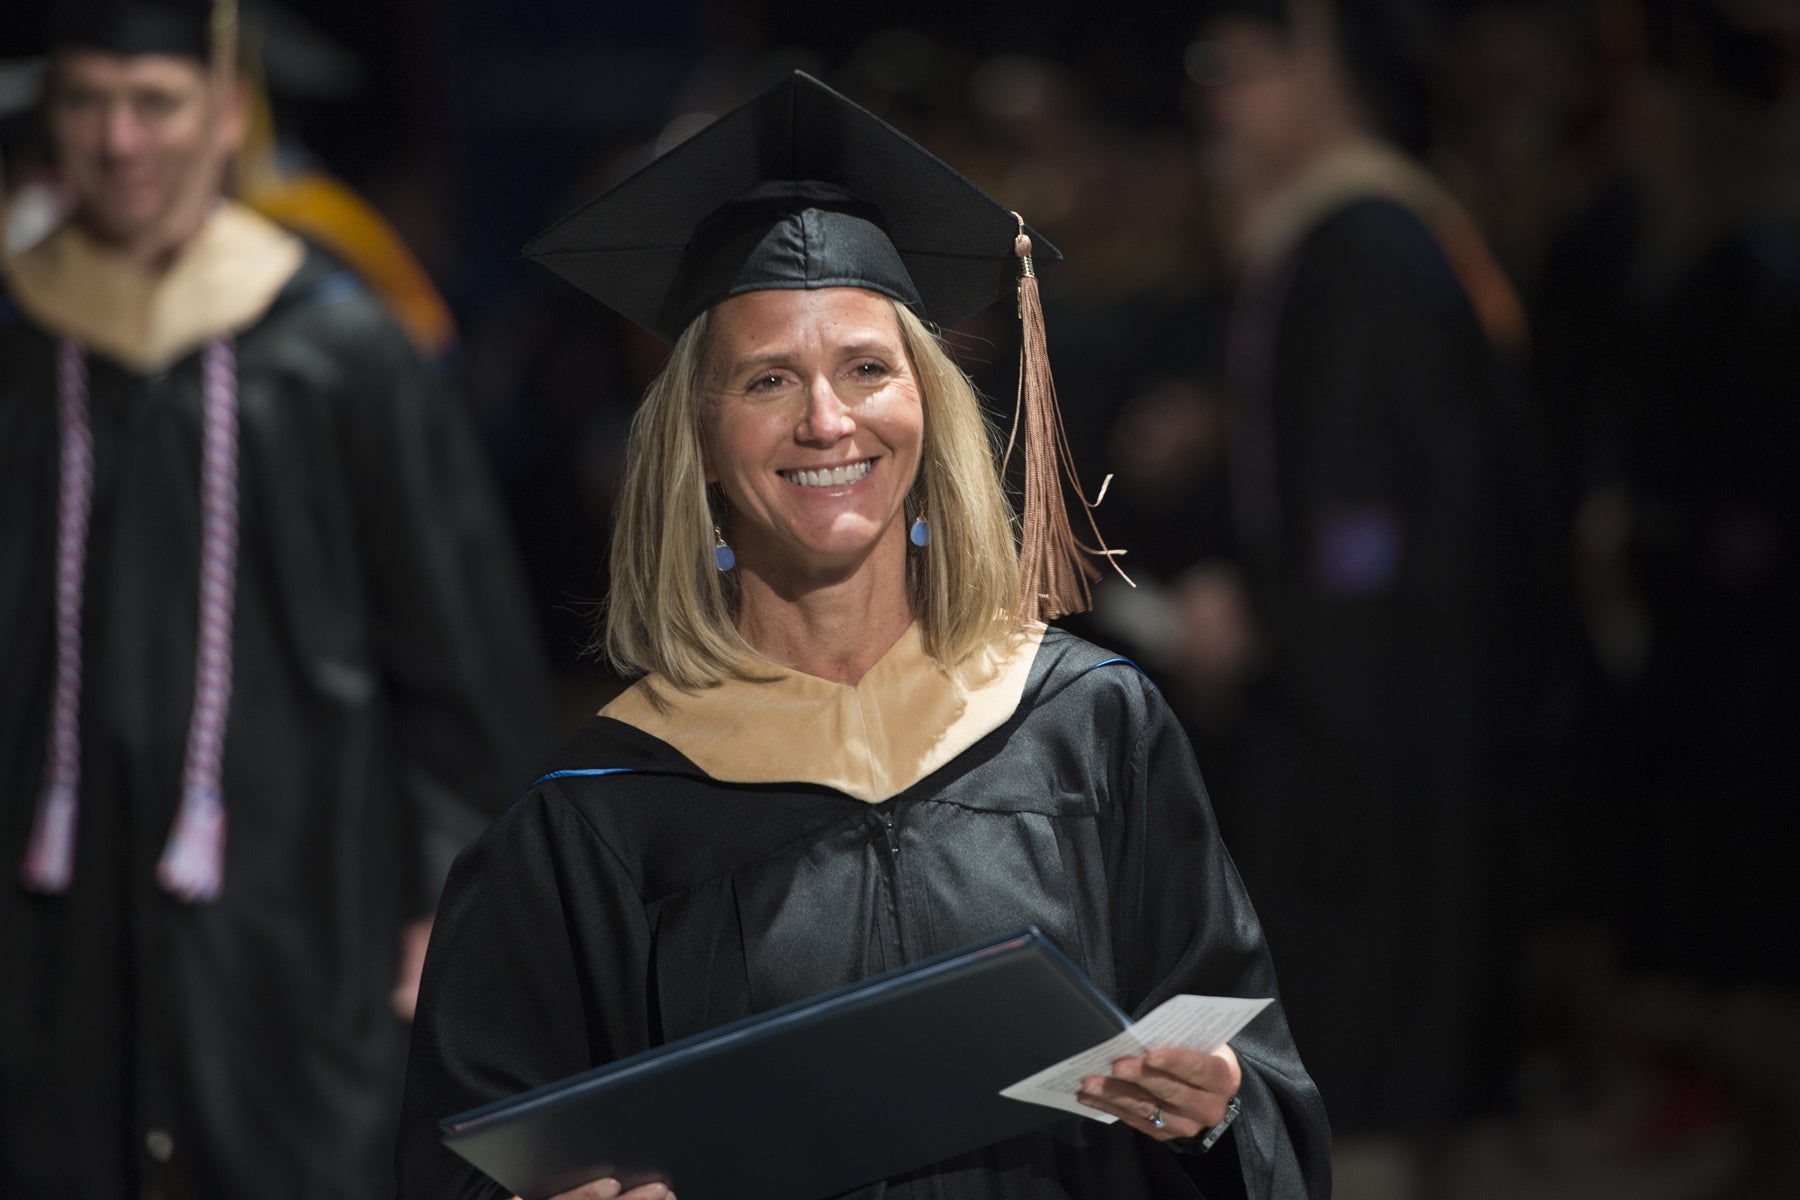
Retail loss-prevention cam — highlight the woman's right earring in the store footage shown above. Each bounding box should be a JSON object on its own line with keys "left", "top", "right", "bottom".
{"left": 909, "top": 514, "right": 931, "bottom": 547}
{"left": 713, "top": 526, "right": 736, "bottom": 572}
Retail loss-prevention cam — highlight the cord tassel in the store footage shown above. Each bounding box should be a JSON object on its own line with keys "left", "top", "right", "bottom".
{"left": 1004, "top": 217, "right": 1130, "bottom": 623}
{"left": 22, "top": 782, "right": 79, "bottom": 892}
{"left": 156, "top": 786, "right": 228, "bottom": 902}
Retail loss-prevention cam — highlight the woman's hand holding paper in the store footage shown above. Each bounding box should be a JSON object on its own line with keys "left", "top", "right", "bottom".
{"left": 1075, "top": 1043, "right": 1242, "bottom": 1142}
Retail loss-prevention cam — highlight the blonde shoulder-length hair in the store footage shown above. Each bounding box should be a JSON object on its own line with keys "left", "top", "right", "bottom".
{"left": 604, "top": 297, "right": 1021, "bottom": 689}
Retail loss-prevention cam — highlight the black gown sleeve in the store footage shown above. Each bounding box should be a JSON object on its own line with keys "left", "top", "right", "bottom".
{"left": 396, "top": 785, "right": 655, "bottom": 1199}
{"left": 1110, "top": 670, "right": 1332, "bottom": 1199}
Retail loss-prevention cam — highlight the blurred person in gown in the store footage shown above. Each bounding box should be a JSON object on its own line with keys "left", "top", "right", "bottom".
{"left": 1176, "top": 0, "right": 1550, "bottom": 1174}
{"left": 0, "top": 1, "right": 549, "bottom": 1197}
{"left": 5, "top": 0, "right": 460, "bottom": 354}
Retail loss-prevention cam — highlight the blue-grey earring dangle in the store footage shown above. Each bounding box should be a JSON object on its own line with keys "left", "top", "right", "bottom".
{"left": 713, "top": 525, "right": 736, "bottom": 571}
{"left": 909, "top": 514, "right": 931, "bottom": 547}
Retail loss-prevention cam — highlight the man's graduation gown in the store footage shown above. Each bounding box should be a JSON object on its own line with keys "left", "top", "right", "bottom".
{"left": 0, "top": 208, "right": 550, "bottom": 1199}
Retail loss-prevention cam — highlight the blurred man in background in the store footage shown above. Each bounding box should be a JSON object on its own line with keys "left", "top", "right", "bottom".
{"left": 0, "top": 2, "right": 549, "bottom": 1197}
{"left": 1177, "top": 0, "right": 1553, "bottom": 1191}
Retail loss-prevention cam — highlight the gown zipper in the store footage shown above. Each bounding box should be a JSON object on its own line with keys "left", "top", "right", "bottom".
{"left": 874, "top": 807, "right": 906, "bottom": 962}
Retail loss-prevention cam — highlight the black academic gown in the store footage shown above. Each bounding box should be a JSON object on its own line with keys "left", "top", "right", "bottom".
{"left": 0, "top": 247, "right": 551, "bottom": 1199}
{"left": 399, "top": 629, "right": 1330, "bottom": 1200}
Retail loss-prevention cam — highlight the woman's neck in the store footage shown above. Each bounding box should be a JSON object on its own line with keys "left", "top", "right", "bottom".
{"left": 734, "top": 542, "right": 914, "bottom": 685}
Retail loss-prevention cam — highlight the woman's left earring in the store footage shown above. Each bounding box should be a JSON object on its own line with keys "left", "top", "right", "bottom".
{"left": 909, "top": 514, "right": 931, "bottom": 548}
{"left": 713, "top": 526, "right": 736, "bottom": 571}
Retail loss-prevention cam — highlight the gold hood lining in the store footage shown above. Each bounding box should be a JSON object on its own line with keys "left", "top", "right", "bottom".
{"left": 602, "top": 622, "right": 1047, "bottom": 803}
{"left": 3, "top": 203, "right": 305, "bottom": 373}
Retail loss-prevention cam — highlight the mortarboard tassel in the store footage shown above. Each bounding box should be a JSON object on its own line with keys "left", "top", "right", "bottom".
{"left": 210, "top": 0, "right": 238, "bottom": 82}
{"left": 1005, "top": 216, "right": 1129, "bottom": 624}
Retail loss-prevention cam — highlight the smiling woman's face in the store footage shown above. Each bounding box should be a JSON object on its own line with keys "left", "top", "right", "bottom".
{"left": 702, "top": 286, "right": 924, "bottom": 590}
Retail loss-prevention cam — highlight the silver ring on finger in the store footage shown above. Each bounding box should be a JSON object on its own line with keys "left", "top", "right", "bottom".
{"left": 1151, "top": 1105, "right": 1166, "bottom": 1130}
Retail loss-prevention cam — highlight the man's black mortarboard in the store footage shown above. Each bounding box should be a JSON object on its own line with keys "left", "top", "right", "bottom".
{"left": 8, "top": 2, "right": 356, "bottom": 111}
{"left": 522, "top": 71, "right": 1061, "bottom": 343}
{"left": 46, "top": 0, "right": 222, "bottom": 63}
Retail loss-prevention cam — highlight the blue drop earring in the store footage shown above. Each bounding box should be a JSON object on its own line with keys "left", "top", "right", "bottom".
{"left": 909, "top": 513, "right": 931, "bottom": 548}
{"left": 713, "top": 525, "right": 736, "bottom": 571}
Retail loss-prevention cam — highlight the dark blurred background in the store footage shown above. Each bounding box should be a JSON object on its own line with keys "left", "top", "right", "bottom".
{"left": 5, "top": 1, "right": 1796, "bottom": 1196}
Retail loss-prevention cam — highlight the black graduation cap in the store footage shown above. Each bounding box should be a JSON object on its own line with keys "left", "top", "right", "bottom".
{"left": 523, "top": 71, "right": 1061, "bottom": 342}
{"left": 0, "top": 1, "right": 217, "bottom": 128}
{"left": 46, "top": 0, "right": 220, "bottom": 63}
{"left": 2, "top": 0, "right": 362, "bottom": 117}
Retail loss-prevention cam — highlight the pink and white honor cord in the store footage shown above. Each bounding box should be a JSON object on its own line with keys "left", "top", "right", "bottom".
{"left": 21, "top": 337, "right": 240, "bottom": 902}
{"left": 20, "top": 339, "right": 94, "bottom": 893}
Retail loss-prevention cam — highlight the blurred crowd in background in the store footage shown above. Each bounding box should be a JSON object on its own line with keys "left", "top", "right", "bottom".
{"left": 4, "top": 0, "right": 1797, "bottom": 1196}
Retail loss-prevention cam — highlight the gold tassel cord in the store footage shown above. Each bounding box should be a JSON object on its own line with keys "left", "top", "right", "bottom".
{"left": 211, "top": 0, "right": 239, "bottom": 88}
{"left": 1005, "top": 218, "right": 1131, "bottom": 624}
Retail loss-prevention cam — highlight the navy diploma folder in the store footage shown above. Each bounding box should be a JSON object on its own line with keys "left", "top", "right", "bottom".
{"left": 440, "top": 927, "right": 1131, "bottom": 1200}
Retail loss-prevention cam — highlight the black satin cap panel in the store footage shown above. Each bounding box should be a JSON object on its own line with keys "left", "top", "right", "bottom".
{"left": 522, "top": 70, "right": 1060, "bottom": 342}
{"left": 670, "top": 181, "right": 922, "bottom": 333}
